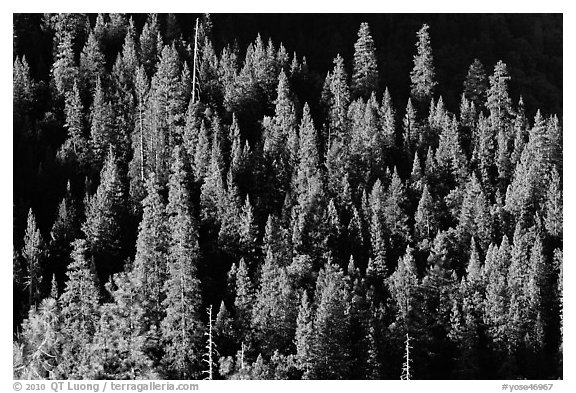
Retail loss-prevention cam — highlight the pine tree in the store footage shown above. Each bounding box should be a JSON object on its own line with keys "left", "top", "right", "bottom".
{"left": 49, "top": 183, "right": 81, "bottom": 288}
{"left": 483, "top": 238, "right": 510, "bottom": 348}
{"left": 132, "top": 174, "right": 169, "bottom": 336}
{"left": 328, "top": 55, "right": 351, "bottom": 142}
{"left": 265, "top": 69, "right": 297, "bottom": 156}
{"left": 13, "top": 56, "right": 34, "bottom": 121}
{"left": 352, "top": 22, "right": 379, "bottom": 99}
{"left": 384, "top": 169, "right": 411, "bottom": 256}
{"left": 161, "top": 146, "right": 203, "bottom": 378}
{"left": 292, "top": 104, "right": 326, "bottom": 257}
{"left": 388, "top": 246, "right": 419, "bottom": 323}
{"left": 414, "top": 183, "right": 437, "bottom": 248}
{"left": 309, "top": 261, "right": 352, "bottom": 379}
{"left": 79, "top": 30, "right": 106, "bottom": 94}
{"left": 16, "top": 298, "right": 60, "bottom": 379}
{"left": 128, "top": 66, "right": 150, "bottom": 205}
{"left": 487, "top": 61, "right": 513, "bottom": 133}
{"left": 200, "top": 125, "right": 227, "bottom": 224}
{"left": 380, "top": 87, "right": 397, "bottom": 157}
{"left": 139, "top": 14, "right": 160, "bottom": 77}
{"left": 295, "top": 290, "right": 314, "bottom": 378}
{"left": 58, "top": 79, "right": 89, "bottom": 168}
{"left": 194, "top": 120, "right": 211, "bottom": 181}
{"left": 89, "top": 78, "right": 115, "bottom": 170}
{"left": 22, "top": 209, "right": 44, "bottom": 308}
{"left": 475, "top": 114, "right": 497, "bottom": 193}
{"left": 82, "top": 150, "right": 128, "bottom": 282}
{"left": 56, "top": 239, "right": 100, "bottom": 379}
{"left": 505, "top": 111, "right": 552, "bottom": 226}
{"left": 402, "top": 98, "right": 418, "bottom": 158}
{"left": 234, "top": 258, "right": 255, "bottom": 341}
{"left": 251, "top": 250, "right": 298, "bottom": 357}
{"left": 147, "top": 43, "right": 185, "bottom": 183}
{"left": 544, "top": 167, "right": 562, "bottom": 240}
{"left": 51, "top": 32, "right": 78, "bottom": 97}
{"left": 410, "top": 24, "right": 437, "bottom": 103}
{"left": 93, "top": 271, "right": 154, "bottom": 379}
{"left": 463, "top": 58, "right": 488, "bottom": 109}
{"left": 525, "top": 233, "right": 549, "bottom": 352}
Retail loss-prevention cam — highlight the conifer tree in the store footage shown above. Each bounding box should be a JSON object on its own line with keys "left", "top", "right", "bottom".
{"left": 402, "top": 98, "right": 418, "bottom": 157}
{"left": 16, "top": 298, "right": 60, "bottom": 379}
{"left": 82, "top": 150, "right": 128, "bottom": 281}
{"left": 380, "top": 87, "right": 397, "bottom": 157}
{"left": 93, "top": 271, "right": 153, "bottom": 379}
{"left": 544, "top": 167, "right": 562, "bottom": 240}
{"left": 292, "top": 104, "right": 326, "bottom": 257}
{"left": 132, "top": 174, "right": 169, "bottom": 336}
{"left": 295, "top": 290, "right": 314, "bottom": 378}
{"left": 79, "top": 30, "right": 106, "bottom": 94}
{"left": 483, "top": 238, "right": 509, "bottom": 348}
{"left": 49, "top": 183, "right": 81, "bottom": 287}
{"left": 161, "top": 146, "right": 203, "bottom": 378}
{"left": 194, "top": 120, "right": 211, "bottom": 181}
{"left": 328, "top": 55, "right": 351, "bottom": 142}
{"left": 57, "top": 240, "right": 100, "bottom": 379}
{"left": 128, "top": 66, "right": 150, "bottom": 205}
{"left": 51, "top": 32, "right": 78, "bottom": 97}
{"left": 139, "top": 14, "right": 160, "bottom": 77}
{"left": 252, "top": 250, "right": 298, "bottom": 357}
{"left": 13, "top": 56, "right": 34, "bottom": 121}
{"left": 90, "top": 78, "right": 115, "bottom": 170}
{"left": 414, "top": 183, "right": 437, "bottom": 248}
{"left": 463, "top": 58, "right": 488, "bottom": 109}
{"left": 352, "top": 22, "right": 379, "bottom": 99}
{"left": 525, "top": 233, "right": 549, "bottom": 352}
{"left": 384, "top": 169, "right": 411, "bottom": 256}
{"left": 200, "top": 127, "right": 227, "bottom": 224}
{"left": 388, "top": 246, "right": 419, "bottom": 323}
{"left": 410, "top": 24, "right": 437, "bottom": 103}
{"left": 22, "top": 209, "right": 44, "bottom": 308}
{"left": 239, "top": 195, "right": 260, "bottom": 263}
{"left": 265, "top": 69, "right": 297, "bottom": 156}
{"left": 234, "top": 258, "right": 255, "bottom": 341}
{"left": 59, "top": 80, "right": 89, "bottom": 168}
{"left": 487, "top": 61, "right": 513, "bottom": 133}
{"left": 309, "top": 261, "right": 352, "bottom": 379}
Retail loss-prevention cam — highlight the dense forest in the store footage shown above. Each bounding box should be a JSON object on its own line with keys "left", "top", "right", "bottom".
{"left": 13, "top": 13, "right": 562, "bottom": 380}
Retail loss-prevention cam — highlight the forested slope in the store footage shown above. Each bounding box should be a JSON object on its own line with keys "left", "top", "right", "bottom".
{"left": 13, "top": 13, "right": 562, "bottom": 380}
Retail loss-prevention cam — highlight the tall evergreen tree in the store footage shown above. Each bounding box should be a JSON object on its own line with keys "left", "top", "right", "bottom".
{"left": 51, "top": 32, "right": 78, "bottom": 97}
{"left": 89, "top": 78, "right": 115, "bottom": 171}
{"left": 58, "top": 79, "right": 89, "bottom": 168}
{"left": 139, "top": 14, "right": 160, "bottom": 77}
{"left": 251, "top": 250, "right": 298, "bottom": 357}
{"left": 463, "top": 58, "right": 488, "bottom": 110}
{"left": 92, "top": 271, "right": 154, "bottom": 379}
{"left": 22, "top": 209, "right": 45, "bottom": 308}
{"left": 294, "top": 290, "right": 314, "bottom": 378}
{"left": 82, "top": 150, "right": 128, "bottom": 282}
{"left": 328, "top": 55, "right": 351, "bottom": 142}
{"left": 352, "top": 22, "right": 379, "bottom": 99}
{"left": 79, "top": 30, "right": 106, "bottom": 94}
{"left": 487, "top": 61, "right": 513, "bottom": 133}
{"left": 56, "top": 239, "right": 100, "bottom": 379}
{"left": 234, "top": 258, "right": 255, "bottom": 341}
{"left": 161, "top": 146, "right": 204, "bottom": 378}
{"left": 132, "top": 174, "right": 169, "bottom": 337}
{"left": 308, "top": 261, "right": 352, "bottom": 379}
{"left": 410, "top": 24, "right": 437, "bottom": 103}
